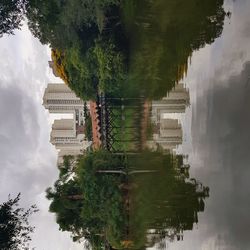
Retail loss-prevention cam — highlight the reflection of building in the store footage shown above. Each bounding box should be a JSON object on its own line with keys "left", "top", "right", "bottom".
{"left": 151, "top": 83, "right": 189, "bottom": 123}
{"left": 148, "top": 119, "right": 183, "bottom": 151}
{"left": 43, "top": 83, "right": 85, "bottom": 114}
{"left": 149, "top": 84, "right": 189, "bottom": 152}
{"left": 43, "top": 83, "right": 91, "bottom": 164}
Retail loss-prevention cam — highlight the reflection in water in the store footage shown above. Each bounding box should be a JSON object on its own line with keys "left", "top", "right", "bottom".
{"left": 148, "top": 83, "right": 190, "bottom": 152}
{"left": 121, "top": 0, "right": 226, "bottom": 98}
{"left": 44, "top": 0, "right": 227, "bottom": 249}
{"left": 128, "top": 152, "right": 209, "bottom": 249}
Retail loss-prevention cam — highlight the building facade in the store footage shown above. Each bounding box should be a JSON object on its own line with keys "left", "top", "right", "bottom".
{"left": 43, "top": 83, "right": 90, "bottom": 164}
{"left": 43, "top": 83, "right": 85, "bottom": 114}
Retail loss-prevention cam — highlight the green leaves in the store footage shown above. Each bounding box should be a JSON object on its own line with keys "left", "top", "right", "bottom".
{"left": 0, "top": 0, "right": 26, "bottom": 37}
{"left": 0, "top": 193, "right": 38, "bottom": 250}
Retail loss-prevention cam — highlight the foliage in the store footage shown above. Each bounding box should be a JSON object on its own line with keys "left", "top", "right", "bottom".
{"left": 51, "top": 49, "right": 69, "bottom": 83}
{"left": 128, "top": 152, "right": 209, "bottom": 248}
{"left": 46, "top": 150, "right": 209, "bottom": 249}
{"left": 121, "top": 0, "right": 226, "bottom": 98}
{"left": 84, "top": 102, "right": 93, "bottom": 141}
{"left": 25, "top": 0, "right": 124, "bottom": 100}
{"left": 63, "top": 45, "right": 98, "bottom": 100}
{"left": 0, "top": 193, "right": 38, "bottom": 250}
{"left": 93, "top": 39, "right": 125, "bottom": 94}
{"left": 46, "top": 150, "right": 126, "bottom": 249}
{"left": 46, "top": 179, "right": 83, "bottom": 237}
{"left": 1, "top": 0, "right": 226, "bottom": 99}
{"left": 0, "top": 0, "right": 26, "bottom": 37}
{"left": 77, "top": 151, "right": 126, "bottom": 249}
{"left": 58, "top": 155, "right": 77, "bottom": 178}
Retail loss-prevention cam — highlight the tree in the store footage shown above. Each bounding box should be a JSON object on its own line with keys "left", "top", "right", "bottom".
{"left": 121, "top": 0, "right": 227, "bottom": 98}
{"left": 25, "top": 0, "right": 125, "bottom": 100}
{"left": 0, "top": 0, "right": 26, "bottom": 37}
{"left": 46, "top": 151, "right": 127, "bottom": 249}
{"left": 0, "top": 193, "right": 38, "bottom": 250}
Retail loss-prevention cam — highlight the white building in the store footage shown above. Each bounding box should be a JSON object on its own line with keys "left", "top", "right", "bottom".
{"left": 43, "top": 82, "right": 91, "bottom": 165}
{"left": 43, "top": 83, "right": 85, "bottom": 114}
{"left": 50, "top": 118, "right": 91, "bottom": 163}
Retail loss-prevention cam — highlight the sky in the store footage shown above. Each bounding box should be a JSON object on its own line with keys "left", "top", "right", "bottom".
{"left": 0, "top": 24, "right": 82, "bottom": 250}
{"left": 1, "top": 0, "right": 250, "bottom": 249}
{"left": 168, "top": 0, "right": 250, "bottom": 249}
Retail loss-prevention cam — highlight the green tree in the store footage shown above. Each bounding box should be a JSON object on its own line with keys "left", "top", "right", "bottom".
{"left": 0, "top": 193, "right": 38, "bottom": 250}
{"left": 77, "top": 151, "right": 126, "bottom": 249}
{"left": 46, "top": 172, "right": 84, "bottom": 238}
{"left": 0, "top": 0, "right": 26, "bottom": 37}
{"left": 46, "top": 151, "right": 127, "bottom": 249}
{"left": 25, "top": 0, "right": 125, "bottom": 100}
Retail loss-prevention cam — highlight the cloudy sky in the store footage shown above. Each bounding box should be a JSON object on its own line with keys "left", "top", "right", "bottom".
{"left": 169, "top": 0, "right": 250, "bottom": 249}
{"left": 1, "top": 0, "right": 250, "bottom": 249}
{"left": 0, "top": 24, "right": 82, "bottom": 250}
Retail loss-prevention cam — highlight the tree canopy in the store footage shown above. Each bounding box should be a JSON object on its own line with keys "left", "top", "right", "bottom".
{"left": 0, "top": 0, "right": 226, "bottom": 99}
{"left": 25, "top": 0, "right": 125, "bottom": 99}
{"left": 0, "top": 193, "right": 38, "bottom": 250}
{"left": 0, "top": 0, "right": 26, "bottom": 37}
{"left": 46, "top": 151, "right": 126, "bottom": 249}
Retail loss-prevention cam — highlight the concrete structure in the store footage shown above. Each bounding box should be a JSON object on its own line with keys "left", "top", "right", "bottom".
{"left": 50, "top": 118, "right": 91, "bottom": 164}
{"left": 151, "top": 83, "right": 190, "bottom": 123}
{"left": 43, "top": 83, "right": 85, "bottom": 114}
{"left": 43, "top": 83, "right": 91, "bottom": 164}
{"left": 51, "top": 119, "right": 76, "bottom": 138}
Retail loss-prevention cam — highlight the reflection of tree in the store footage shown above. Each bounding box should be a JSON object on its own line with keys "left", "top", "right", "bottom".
{"left": 46, "top": 151, "right": 209, "bottom": 249}
{"left": 123, "top": 0, "right": 226, "bottom": 98}
{"left": 128, "top": 152, "right": 209, "bottom": 249}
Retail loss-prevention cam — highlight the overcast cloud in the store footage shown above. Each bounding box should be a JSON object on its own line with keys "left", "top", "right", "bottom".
{"left": 169, "top": 0, "right": 250, "bottom": 249}
{"left": 0, "top": 24, "right": 82, "bottom": 250}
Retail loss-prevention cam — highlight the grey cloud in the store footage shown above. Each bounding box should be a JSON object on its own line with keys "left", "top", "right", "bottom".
{"left": 241, "top": 20, "right": 250, "bottom": 38}
{"left": 191, "top": 61, "right": 250, "bottom": 250}
{"left": 0, "top": 86, "right": 39, "bottom": 162}
{"left": 0, "top": 24, "right": 82, "bottom": 249}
